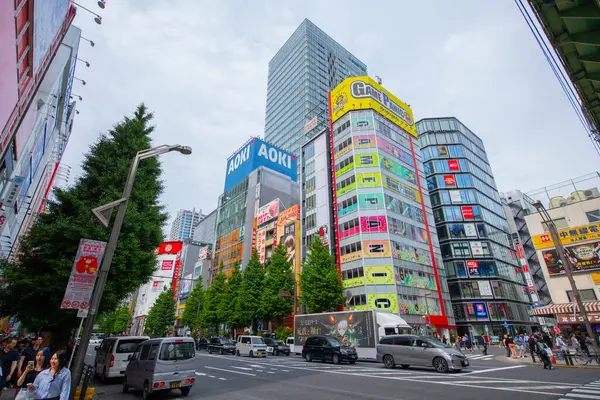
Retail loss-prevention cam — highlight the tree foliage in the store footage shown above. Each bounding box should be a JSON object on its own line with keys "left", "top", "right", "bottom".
{"left": 0, "top": 105, "right": 166, "bottom": 336}
{"left": 145, "top": 288, "right": 176, "bottom": 338}
{"left": 224, "top": 262, "right": 242, "bottom": 334}
{"left": 237, "top": 251, "right": 264, "bottom": 333}
{"left": 261, "top": 244, "right": 294, "bottom": 323}
{"left": 99, "top": 305, "right": 130, "bottom": 335}
{"left": 300, "top": 238, "right": 343, "bottom": 313}
{"left": 181, "top": 284, "right": 205, "bottom": 333}
{"left": 203, "top": 269, "right": 227, "bottom": 334}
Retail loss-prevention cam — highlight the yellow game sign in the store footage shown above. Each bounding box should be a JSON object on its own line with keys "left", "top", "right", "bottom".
{"left": 532, "top": 222, "right": 600, "bottom": 249}
{"left": 329, "top": 76, "right": 417, "bottom": 138}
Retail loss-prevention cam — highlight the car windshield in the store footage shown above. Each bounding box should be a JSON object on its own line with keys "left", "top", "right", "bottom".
{"left": 159, "top": 342, "right": 195, "bottom": 360}
{"left": 251, "top": 337, "right": 265, "bottom": 345}
{"left": 427, "top": 337, "right": 450, "bottom": 349}
{"left": 264, "top": 338, "right": 274, "bottom": 345}
{"left": 221, "top": 339, "right": 235, "bottom": 345}
{"left": 327, "top": 337, "right": 343, "bottom": 347}
{"left": 274, "top": 340, "right": 284, "bottom": 345}
{"left": 116, "top": 339, "right": 147, "bottom": 354}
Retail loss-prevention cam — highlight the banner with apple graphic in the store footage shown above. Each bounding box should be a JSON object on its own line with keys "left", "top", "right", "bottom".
{"left": 61, "top": 239, "right": 107, "bottom": 310}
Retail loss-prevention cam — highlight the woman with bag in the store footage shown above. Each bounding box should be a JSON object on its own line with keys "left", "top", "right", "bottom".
{"left": 537, "top": 338, "right": 553, "bottom": 370}
{"left": 15, "top": 350, "right": 44, "bottom": 400}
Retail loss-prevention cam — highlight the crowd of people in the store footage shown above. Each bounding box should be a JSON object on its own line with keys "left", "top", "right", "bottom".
{"left": 0, "top": 336, "right": 71, "bottom": 400}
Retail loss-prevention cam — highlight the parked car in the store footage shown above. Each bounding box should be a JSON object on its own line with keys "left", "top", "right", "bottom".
{"left": 195, "top": 338, "right": 209, "bottom": 351}
{"left": 286, "top": 337, "right": 296, "bottom": 354}
{"left": 208, "top": 337, "right": 236, "bottom": 355}
{"left": 123, "top": 337, "right": 196, "bottom": 399}
{"left": 89, "top": 337, "right": 103, "bottom": 347}
{"left": 302, "top": 335, "right": 357, "bottom": 364}
{"left": 236, "top": 335, "right": 267, "bottom": 357}
{"left": 94, "top": 336, "right": 150, "bottom": 380}
{"left": 376, "top": 335, "right": 469, "bottom": 373}
{"left": 263, "top": 338, "right": 290, "bottom": 356}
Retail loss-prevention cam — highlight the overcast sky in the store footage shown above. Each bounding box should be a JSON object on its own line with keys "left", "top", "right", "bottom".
{"left": 63, "top": 0, "right": 598, "bottom": 232}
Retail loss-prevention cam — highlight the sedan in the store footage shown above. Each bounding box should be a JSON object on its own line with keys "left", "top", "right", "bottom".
{"left": 208, "top": 337, "right": 236, "bottom": 355}
{"left": 264, "top": 338, "right": 290, "bottom": 356}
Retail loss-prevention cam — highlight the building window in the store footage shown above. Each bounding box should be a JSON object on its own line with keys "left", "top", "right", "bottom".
{"left": 349, "top": 294, "right": 366, "bottom": 306}
{"left": 566, "top": 289, "right": 597, "bottom": 302}
{"left": 586, "top": 210, "right": 600, "bottom": 223}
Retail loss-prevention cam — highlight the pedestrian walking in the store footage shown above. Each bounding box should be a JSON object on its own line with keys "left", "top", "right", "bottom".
{"left": 0, "top": 338, "right": 19, "bottom": 397}
{"left": 15, "top": 350, "right": 45, "bottom": 400}
{"left": 507, "top": 335, "right": 516, "bottom": 358}
{"left": 449, "top": 334, "right": 456, "bottom": 349}
{"left": 542, "top": 332, "right": 553, "bottom": 349}
{"left": 537, "top": 339, "right": 553, "bottom": 370}
{"left": 477, "top": 335, "right": 488, "bottom": 355}
{"left": 27, "top": 350, "right": 71, "bottom": 400}
{"left": 528, "top": 334, "right": 538, "bottom": 363}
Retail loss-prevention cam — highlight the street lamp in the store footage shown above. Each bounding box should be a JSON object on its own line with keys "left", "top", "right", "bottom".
{"left": 73, "top": 2, "right": 103, "bottom": 24}
{"left": 80, "top": 37, "right": 95, "bottom": 47}
{"left": 77, "top": 58, "right": 90, "bottom": 67}
{"left": 69, "top": 144, "right": 192, "bottom": 398}
{"left": 532, "top": 200, "right": 598, "bottom": 352}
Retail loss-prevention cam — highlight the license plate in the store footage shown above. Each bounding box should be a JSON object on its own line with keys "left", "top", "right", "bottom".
{"left": 170, "top": 382, "right": 180, "bottom": 389}
{"left": 267, "top": 347, "right": 273, "bottom": 353}
{"left": 257, "top": 351, "right": 264, "bottom": 356}
{"left": 462, "top": 360, "right": 469, "bottom": 366}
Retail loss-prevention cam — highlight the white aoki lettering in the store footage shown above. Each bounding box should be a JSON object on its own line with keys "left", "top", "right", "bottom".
{"left": 257, "top": 144, "right": 291, "bottom": 168}
{"left": 227, "top": 145, "right": 250, "bottom": 175}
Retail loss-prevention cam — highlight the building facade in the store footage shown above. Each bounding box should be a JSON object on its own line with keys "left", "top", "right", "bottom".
{"left": 193, "top": 208, "right": 217, "bottom": 246}
{"left": 418, "top": 117, "right": 532, "bottom": 336}
{"left": 329, "top": 77, "right": 455, "bottom": 336}
{"left": 169, "top": 208, "right": 204, "bottom": 241}
{"left": 264, "top": 19, "right": 367, "bottom": 165}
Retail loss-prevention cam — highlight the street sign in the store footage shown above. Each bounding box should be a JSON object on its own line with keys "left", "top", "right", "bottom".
{"left": 503, "top": 321, "right": 509, "bottom": 328}
{"left": 77, "top": 309, "right": 88, "bottom": 318}
{"left": 484, "top": 324, "right": 489, "bottom": 333}
{"left": 61, "top": 239, "right": 107, "bottom": 310}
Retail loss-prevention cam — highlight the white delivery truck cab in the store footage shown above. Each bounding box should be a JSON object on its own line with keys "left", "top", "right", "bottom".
{"left": 294, "top": 310, "right": 411, "bottom": 360}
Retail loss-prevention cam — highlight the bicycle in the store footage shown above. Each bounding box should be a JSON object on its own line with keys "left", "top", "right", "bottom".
{"left": 573, "top": 350, "right": 600, "bottom": 366}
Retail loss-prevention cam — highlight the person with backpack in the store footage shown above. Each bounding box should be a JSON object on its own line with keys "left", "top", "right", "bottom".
{"left": 528, "top": 334, "right": 538, "bottom": 363}
{"left": 536, "top": 335, "right": 553, "bottom": 370}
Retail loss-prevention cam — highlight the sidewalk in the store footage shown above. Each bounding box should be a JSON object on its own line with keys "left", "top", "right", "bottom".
{"left": 494, "top": 349, "right": 600, "bottom": 369}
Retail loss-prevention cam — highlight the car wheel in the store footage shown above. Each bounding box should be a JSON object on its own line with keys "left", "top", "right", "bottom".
{"left": 122, "top": 376, "right": 129, "bottom": 393}
{"left": 401, "top": 364, "right": 410, "bottom": 369}
{"left": 433, "top": 357, "right": 449, "bottom": 373}
{"left": 306, "top": 353, "right": 313, "bottom": 362}
{"left": 332, "top": 354, "right": 341, "bottom": 365}
{"left": 142, "top": 381, "right": 152, "bottom": 400}
{"left": 349, "top": 360, "right": 356, "bottom": 364}
{"left": 208, "top": 349, "right": 213, "bottom": 354}
{"left": 249, "top": 350, "right": 254, "bottom": 358}
{"left": 285, "top": 352, "right": 290, "bottom": 356}
{"left": 383, "top": 355, "right": 396, "bottom": 369}
{"left": 220, "top": 349, "right": 224, "bottom": 355}
{"left": 236, "top": 350, "right": 240, "bottom": 356}
{"left": 274, "top": 349, "right": 278, "bottom": 356}
{"left": 180, "top": 387, "right": 191, "bottom": 396}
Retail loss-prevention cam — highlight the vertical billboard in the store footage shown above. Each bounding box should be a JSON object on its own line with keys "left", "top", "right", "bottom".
{"left": 224, "top": 137, "right": 297, "bottom": 191}
{"left": 156, "top": 241, "right": 183, "bottom": 297}
{"left": 257, "top": 198, "right": 280, "bottom": 225}
{"left": 276, "top": 205, "right": 301, "bottom": 305}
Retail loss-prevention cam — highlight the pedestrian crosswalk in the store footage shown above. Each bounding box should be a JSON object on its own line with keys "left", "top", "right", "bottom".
{"left": 559, "top": 379, "right": 600, "bottom": 400}
{"left": 466, "top": 353, "right": 496, "bottom": 361}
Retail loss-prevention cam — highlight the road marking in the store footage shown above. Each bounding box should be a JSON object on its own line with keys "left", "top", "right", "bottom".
{"left": 267, "top": 371, "right": 275, "bottom": 374}
{"left": 250, "top": 364, "right": 265, "bottom": 368}
{"left": 464, "top": 365, "right": 526, "bottom": 374}
{"left": 564, "top": 394, "right": 600, "bottom": 399}
{"left": 205, "top": 366, "right": 256, "bottom": 376}
{"left": 358, "top": 372, "right": 413, "bottom": 375}
{"left": 573, "top": 389, "right": 600, "bottom": 395}
{"left": 195, "top": 372, "right": 207, "bottom": 376}
{"left": 231, "top": 366, "right": 254, "bottom": 371}
{"left": 208, "top": 375, "right": 216, "bottom": 378}
{"left": 218, "top": 377, "right": 226, "bottom": 381}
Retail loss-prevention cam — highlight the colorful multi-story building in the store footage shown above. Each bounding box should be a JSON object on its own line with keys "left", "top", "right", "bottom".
{"left": 328, "top": 76, "right": 455, "bottom": 337}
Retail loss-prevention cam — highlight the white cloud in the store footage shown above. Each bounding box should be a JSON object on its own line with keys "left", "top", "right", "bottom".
{"left": 64, "top": 0, "right": 598, "bottom": 232}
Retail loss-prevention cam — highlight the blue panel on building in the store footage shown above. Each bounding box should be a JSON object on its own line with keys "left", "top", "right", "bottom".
{"left": 223, "top": 138, "right": 297, "bottom": 191}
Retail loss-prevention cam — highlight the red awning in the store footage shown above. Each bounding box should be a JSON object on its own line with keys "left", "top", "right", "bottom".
{"left": 529, "top": 301, "right": 600, "bottom": 316}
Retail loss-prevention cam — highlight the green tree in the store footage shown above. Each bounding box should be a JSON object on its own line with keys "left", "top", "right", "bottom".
{"left": 237, "top": 251, "right": 264, "bottom": 333}
{"left": 112, "top": 305, "right": 131, "bottom": 334}
{"left": 223, "top": 262, "right": 242, "bottom": 336}
{"left": 203, "top": 268, "right": 227, "bottom": 334}
{"left": 261, "top": 244, "right": 294, "bottom": 324}
{"left": 145, "top": 288, "right": 176, "bottom": 338}
{"left": 300, "top": 238, "right": 343, "bottom": 313}
{"left": 0, "top": 105, "right": 166, "bottom": 339}
{"left": 98, "top": 312, "right": 116, "bottom": 334}
{"left": 181, "top": 284, "right": 205, "bottom": 333}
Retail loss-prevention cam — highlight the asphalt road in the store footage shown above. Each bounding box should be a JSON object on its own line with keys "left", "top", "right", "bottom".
{"left": 84, "top": 345, "right": 600, "bottom": 400}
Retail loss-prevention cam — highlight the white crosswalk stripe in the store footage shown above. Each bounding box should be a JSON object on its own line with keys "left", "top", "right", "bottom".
{"left": 560, "top": 380, "right": 600, "bottom": 400}
{"left": 466, "top": 354, "right": 495, "bottom": 361}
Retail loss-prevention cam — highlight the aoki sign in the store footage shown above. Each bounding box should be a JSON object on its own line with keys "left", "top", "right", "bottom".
{"left": 224, "top": 137, "right": 297, "bottom": 191}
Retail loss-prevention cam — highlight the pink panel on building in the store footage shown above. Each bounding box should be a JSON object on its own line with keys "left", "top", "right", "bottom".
{"left": 0, "top": 3, "right": 18, "bottom": 135}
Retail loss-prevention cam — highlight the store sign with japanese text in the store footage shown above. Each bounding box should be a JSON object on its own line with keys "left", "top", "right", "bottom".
{"left": 443, "top": 175, "right": 456, "bottom": 186}
{"left": 466, "top": 260, "right": 479, "bottom": 276}
{"left": 257, "top": 227, "right": 267, "bottom": 263}
{"left": 448, "top": 160, "right": 460, "bottom": 171}
{"left": 542, "top": 240, "right": 600, "bottom": 275}
{"left": 461, "top": 206, "right": 474, "bottom": 219}
{"left": 557, "top": 313, "right": 600, "bottom": 324}
{"left": 61, "top": 239, "right": 107, "bottom": 310}
{"left": 257, "top": 198, "right": 280, "bottom": 225}
{"left": 532, "top": 222, "right": 600, "bottom": 250}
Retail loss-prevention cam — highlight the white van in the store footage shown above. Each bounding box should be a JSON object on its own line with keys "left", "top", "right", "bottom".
{"left": 94, "top": 336, "right": 149, "bottom": 380}
{"left": 124, "top": 337, "right": 196, "bottom": 399}
{"left": 286, "top": 337, "right": 296, "bottom": 354}
{"left": 236, "top": 335, "right": 267, "bottom": 357}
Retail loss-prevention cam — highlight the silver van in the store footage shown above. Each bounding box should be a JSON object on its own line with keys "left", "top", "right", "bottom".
{"left": 123, "top": 337, "right": 196, "bottom": 399}
{"left": 94, "top": 336, "right": 149, "bottom": 380}
{"left": 376, "top": 334, "right": 469, "bottom": 373}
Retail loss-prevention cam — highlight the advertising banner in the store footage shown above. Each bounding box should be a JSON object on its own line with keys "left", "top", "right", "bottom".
{"left": 381, "top": 156, "right": 417, "bottom": 184}
{"left": 448, "top": 160, "right": 460, "bottom": 171}
{"left": 360, "top": 216, "right": 388, "bottom": 233}
{"left": 466, "top": 260, "right": 479, "bottom": 276}
{"left": 161, "top": 260, "right": 174, "bottom": 271}
{"left": 368, "top": 293, "right": 399, "bottom": 314}
{"left": 355, "top": 153, "right": 379, "bottom": 168}
{"left": 542, "top": 240, "right": 600, "bottom": 275}
{"left": 199, "top": 245, "right": 212, "bottom": 260}
{"left": 157, "top": 241, "right": 183, "bottom": 255}
{"left": 180, "top": 274, "right": 193, "bottom": 297}
{"left": 474, "top": 303, "right": 488, "bottom": 318}
{"left": 33, "top": 0, "right": 70, "bottom": 74}
{"left": 224, "top": 137, "right": 297, "bottom": 191}
{"left": 532, "top": 222, "right": 600, "bottom": 250}
{"left": 257, "top": 198, "right": 280, "bottom": 225}
{"left": 363, "top": 240, "right": 391, "bottom": 258}
{"left": 353, "top": 135, "right": 376, "bottom": 149}
{"left": 443, "top": 175, "right": 456, "bottom": 186}
{"left": 356, "top": 173, "right": 382, "bottom": 188}
{"left": 277, "top": 205, "right": 301, "bottom": 306}
{"left": 358, "top": 193, "right": 385, "bottom": 210}
{"left": 60, "top": 239, "right": 107, "bottom": 310}
{"left": 329, "top": 76, "right": 416, "bottom": 138}
{"left": 376, "top": 136, "right": 414, "bottom": 167}
{"left": 294, "top": 310, "right": 377, "bottom": 349}
{"left": 470, "top": 242, "right": 484, "bottom": 257}
{"left": 364, "top": 266, "right": 394, "bottom": 285}
{"left": 257, "top": 227, "right": 267, "bottom": 263}
{"left": 461, "top": 206, "right": 474, "bottom": 219}
{"left": 478, "top": 281, "right": 493, "bottom": 297}
{"left": 318, "top": 225, "right": 329, "bottom": 246}
{"left": 383, "top": 175, "right": 421, "bottom": 203}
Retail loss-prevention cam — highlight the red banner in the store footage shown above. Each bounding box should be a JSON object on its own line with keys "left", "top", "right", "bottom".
{"left": 157, "top": 241, "right": 183, "bottom": 254}
{"left": 443, "top": 175, "right": 456, "bottom": 186}
{"left": 461, "top": 206, "right": 474, "bottom": 219}
{"left": 448, "top": 160, "right": 460, "bottom": 171}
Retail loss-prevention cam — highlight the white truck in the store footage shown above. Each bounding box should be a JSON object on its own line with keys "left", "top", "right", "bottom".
{"left": 294, "top": 310, "right": 411, "bottom": 360}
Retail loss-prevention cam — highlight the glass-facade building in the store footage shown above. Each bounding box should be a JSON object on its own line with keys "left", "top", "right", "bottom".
{"left": 264, "top": 18, "right": 367, "bottom": 168}
{"left": 330, "top": 78, "right": 455, "bottom": 336}
{"left": 418, "top": 117, "right": 532, "bottom": 336}
{"left": 169, "top": 209, "right": 204, "bottom": 242}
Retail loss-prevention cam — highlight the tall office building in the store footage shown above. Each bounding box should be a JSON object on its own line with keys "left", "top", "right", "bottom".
{"left": 418, "top": 117, "right": 532, "bottom": 336}
{"left": 329, "top": 77, "right": 455, "bottom": 337}
{"left": 169, "top": 209, "right": 204, "bottom": 241}
{"left": 265, "top": 19, "right": 367, "bottom": 165}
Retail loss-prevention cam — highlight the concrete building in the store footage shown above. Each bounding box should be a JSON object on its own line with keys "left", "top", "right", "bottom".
{"left": 526, "top": 173, "right": 600, "bottom": 331}
{"left": 264, "top": 19, "right": 367, "bottom": 166}
{"left": 169, "top": 209, "right": 204, "bottom": 241}
{"left": 418, "top": 117, "right": 532, "bottom": 336}
{"left": 193, "top": 208, "right": 217, "bottom": 246}
{"left": 329, "top": 76, "right": 455, "bottom": 337}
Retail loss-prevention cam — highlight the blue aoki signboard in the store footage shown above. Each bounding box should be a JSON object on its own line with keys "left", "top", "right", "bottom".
{"left": 224, "top": 137, "right": 297, "bottom": 191}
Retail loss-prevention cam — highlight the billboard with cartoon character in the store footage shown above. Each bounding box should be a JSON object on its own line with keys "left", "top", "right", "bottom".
{"left": 294, "top": 310, "right": 376, "bottom": 349}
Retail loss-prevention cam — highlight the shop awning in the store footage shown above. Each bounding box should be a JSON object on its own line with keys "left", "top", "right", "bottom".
{"left": 529, "top": 301, "right": 600, "bottom": 316}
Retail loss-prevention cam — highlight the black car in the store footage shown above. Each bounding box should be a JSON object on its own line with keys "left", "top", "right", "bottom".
{"left": 264, "top": 338, "right": 290, "bottom": 356}
{"left": 302, "top": 335, "right": 357, "bottom": 364}
{"left": 196, "top": 337, "right": 209, "bottom": 351}
{"left": 207, "top": 337, "right": 236, "bottom": 355}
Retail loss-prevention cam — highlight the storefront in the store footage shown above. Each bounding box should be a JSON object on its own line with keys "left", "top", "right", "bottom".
{"left": 530, "top": 300, "right": 600, "bottom": 338}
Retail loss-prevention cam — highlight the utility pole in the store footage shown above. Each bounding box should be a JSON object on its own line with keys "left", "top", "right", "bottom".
{"left": 533, "top": 201, "right": 599, "bottom": 353}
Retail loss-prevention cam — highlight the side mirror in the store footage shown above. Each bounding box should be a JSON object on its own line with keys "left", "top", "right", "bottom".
{"left": 95, "top": 346, "right": 99, "bottom": 351}
{"left": 420, "top": 342, "right": 429, "bottom": 348}
{"left": 127, "top": 355, "right": 132, "bottom": 361}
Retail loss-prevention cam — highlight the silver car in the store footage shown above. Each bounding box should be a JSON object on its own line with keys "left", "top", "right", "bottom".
{"left": 376, "top": 334, "right": 469, "bottom": 373}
